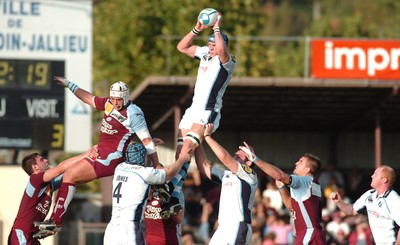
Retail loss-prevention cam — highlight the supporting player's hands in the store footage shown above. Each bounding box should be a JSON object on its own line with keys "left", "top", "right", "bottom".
{"left": 83, "top": 144, "right": 99, "bottom": 159}
{"left": 204, "top": 123, "right": 214, "bottom": 137}
{"left": 90, "top": 144, "right": 99, "bottom": 158}
{"left": 239, "top": 142, "right": 257, "bottom": 162}
{"left": 179, "top": 152, "right": 192, "bottom": 163}
{"left": 329, "top": 191, "right": 342, "bottom": 203}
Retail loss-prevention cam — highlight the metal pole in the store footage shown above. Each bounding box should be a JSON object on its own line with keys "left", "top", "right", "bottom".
{"left": 374, "top": 108, "right": 382, "bottom": 168}
{"left": 174, "top": 106, "right": 181, "bottom": 144}
{"left": 304, "top": 36, "right": 310, "bottom": 79}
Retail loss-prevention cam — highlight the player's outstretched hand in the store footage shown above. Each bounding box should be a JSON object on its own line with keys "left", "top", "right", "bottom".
{"left": 275, "top": 180, "right": 285, "bottom": 189}
{"left": 54, "top": 76, "right": 69, "bottom": 87}
{"left": 179, "top": 152, "right": 192, "bottom": 163}
{"left": 239, "top": 142, "right": 257, "bottom": 162}
{"left": 83, "top": 144, "right": 99, "bottom": 159}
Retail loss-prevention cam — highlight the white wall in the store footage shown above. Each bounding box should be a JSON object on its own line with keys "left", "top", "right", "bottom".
{"left": 0, "top": 166, "right": 55, "bottom": 245}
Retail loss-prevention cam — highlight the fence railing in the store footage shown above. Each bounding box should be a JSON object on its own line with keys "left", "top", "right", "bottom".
{"left": 158, "top": 35, "right": 310, "bottom": 79}
{"left": 76, "top": 220, "right": 107, "bottom": 245}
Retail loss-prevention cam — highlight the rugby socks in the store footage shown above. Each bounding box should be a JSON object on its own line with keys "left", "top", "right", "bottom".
{"left": 51, "top": 182, "right": 76, "bottom": 226}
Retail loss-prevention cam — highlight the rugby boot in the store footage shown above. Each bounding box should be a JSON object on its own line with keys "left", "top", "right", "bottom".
{"left": 34, "top": 219, "right": 61, "bottom": 232}
{"left": 33, "top": 229, "right": 58, "bottom": 239}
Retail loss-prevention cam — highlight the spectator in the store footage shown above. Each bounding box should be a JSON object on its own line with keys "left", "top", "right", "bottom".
{"left": 326, "top": 211, "right": 350, "bottom": 241}
{"left": 330, "top": 165, "right": 400, "bottom": 244}
{"left": 318, "top": 162, "right": 345, "bottom": 197}
{"left": 262, "top": 232, "right": 277, "bottom": 245}
{"left": 262, "top": 180, "right": 284, "bottom": 214}
{"left": 345, "top": 164, "right": 364, "bottom": 198}
{"left": 269, "top": 216, "right": 293, "bottom": 245}
{"left": 194, "top": 201, "right": 213, "bottom": 244}
{"left": 348, "top": 222, "right": 373, "bottom": 245}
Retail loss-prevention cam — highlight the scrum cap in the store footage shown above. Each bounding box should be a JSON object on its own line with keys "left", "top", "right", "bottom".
{"left": 110, "top": 81, "right": 129, "bottom": 106}
{"left": 208, "top": 32, "right": 229, "bottom": 47}
{"left": 125, "top": 143, "right": 147, "bottom": 166}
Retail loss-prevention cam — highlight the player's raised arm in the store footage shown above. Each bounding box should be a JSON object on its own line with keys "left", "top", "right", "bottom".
{"left": 54, "top": 76, "right": 95, "bottom": 106}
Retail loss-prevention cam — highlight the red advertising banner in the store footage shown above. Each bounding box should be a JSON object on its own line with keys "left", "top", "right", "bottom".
{"left": 311, "top": 39, "right": 400, "bottom": 80}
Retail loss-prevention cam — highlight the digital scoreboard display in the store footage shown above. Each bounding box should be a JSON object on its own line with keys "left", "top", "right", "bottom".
{"left": 0, "top": 59, "right": 65, "bottom": 150}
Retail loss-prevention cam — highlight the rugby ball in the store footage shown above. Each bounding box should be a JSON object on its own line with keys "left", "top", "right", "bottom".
{"left": 198, "top": 8, "right": 218, "bottom": 27}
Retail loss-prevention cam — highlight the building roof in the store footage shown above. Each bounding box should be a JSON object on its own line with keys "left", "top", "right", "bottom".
{"left": 130, "top": 76, "right": 400, "bottom": 133}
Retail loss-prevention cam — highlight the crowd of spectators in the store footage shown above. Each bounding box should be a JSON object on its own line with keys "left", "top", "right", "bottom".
{"left": 179, "top": 162, "right": 393, "bottom": 245}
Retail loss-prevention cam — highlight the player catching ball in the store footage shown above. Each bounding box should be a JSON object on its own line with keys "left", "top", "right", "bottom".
{"left": 175, "top": 8, "right": 236, "bottom": 164}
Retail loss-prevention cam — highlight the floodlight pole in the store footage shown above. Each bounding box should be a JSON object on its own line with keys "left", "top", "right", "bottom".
{"left": 374, "top": 108, "right": 382, "bottom": 168}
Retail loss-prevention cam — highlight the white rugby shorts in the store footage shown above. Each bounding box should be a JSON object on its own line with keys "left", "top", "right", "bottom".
{"left": 104, "top": 221, "right": 143, "bottom": 245}
{"left": 179, "top": 107, "right": 220, "bottom": 130}
{"left": 208, "top": 222, "right": 252, "bottom": 245}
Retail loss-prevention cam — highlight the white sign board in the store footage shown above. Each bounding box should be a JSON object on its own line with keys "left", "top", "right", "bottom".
{"left": 0, "top": 0, "right": 92, "bottom": 152}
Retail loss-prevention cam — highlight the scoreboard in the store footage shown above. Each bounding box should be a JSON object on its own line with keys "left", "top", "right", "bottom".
{"left": 0, "top": 0, "right": 92, "bottom": 152}
{"left": 0, "top": 59, "right": 65, "bottom": 149}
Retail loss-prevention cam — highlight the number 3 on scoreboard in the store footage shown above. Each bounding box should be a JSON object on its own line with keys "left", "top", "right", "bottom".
{"left": 51, "top": 124, "right": 64, "bottom": 148}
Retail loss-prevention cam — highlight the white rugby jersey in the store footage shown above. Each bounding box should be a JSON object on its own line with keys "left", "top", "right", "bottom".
{"left": 110, "top": 163, "right": 166, "bottom": 222}
{"left": 353, "top": 189, "right": 400, "bottom": 245}
{"left": 191, "top": 46, "right": 236, "bottom": 112}
{"left": 211, "top": 163, "right": 258, "bottom": 225}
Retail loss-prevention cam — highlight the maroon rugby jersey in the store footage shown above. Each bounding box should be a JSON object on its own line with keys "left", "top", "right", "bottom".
{"left": 10, "top": 172, "right": 52, "bottom": 238}
{"left": 144, "top": 197, "right": 180, "bottom": 245}
{"left": 290, "top": 175, "right": 325, "bottom": 245}
{"left": 94, "top": 97, "right": 149, "bottom": 153}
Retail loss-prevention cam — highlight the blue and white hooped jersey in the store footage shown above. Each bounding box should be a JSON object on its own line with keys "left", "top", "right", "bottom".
{"left": 191, "top": 46, "right": 236, "bottom": 112}
{"left": 353, "top": 189, "right": 400, "bottom": 245}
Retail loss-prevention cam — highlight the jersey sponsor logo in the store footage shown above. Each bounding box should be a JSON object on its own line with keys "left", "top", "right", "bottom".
{"left": 109, "top": 109, "right": 127, "bottom": 123}
{"left": 223, "top": 177, "right": 234, "bottom": 187}
{"left": 36, "top": 200, "right": 50, "bottom": 215}
{"left": 368, "top": 209, "right": 380, "bottom": 218}
{"left": 240, "top": 164, "right": 253, "bottom": 174}
{"left": 100, "top": 118, "right": 118, "bottom": 135}
{"left": 145, "top": 204, "right": 163, "bottom": 220}
{"left": 200, "top": 52, "right": 212, "bottom": 72}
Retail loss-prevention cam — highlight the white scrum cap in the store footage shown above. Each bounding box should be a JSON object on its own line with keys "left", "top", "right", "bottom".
{"left": 110, "top": 81, "right": 129, "bottom": 106}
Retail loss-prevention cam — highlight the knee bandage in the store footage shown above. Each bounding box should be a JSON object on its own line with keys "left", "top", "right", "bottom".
{"left": 177, "top": 137, "right": 184, "bottom": 146}
{"left": 184, "top": 132, "right": 201, "bottom": 146}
